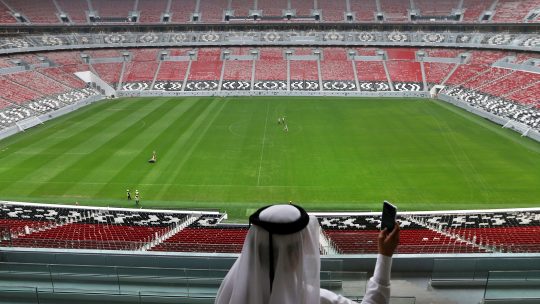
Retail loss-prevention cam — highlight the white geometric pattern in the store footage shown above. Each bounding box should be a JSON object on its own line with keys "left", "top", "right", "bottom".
{"left": 122, "top": 82, "right": 150, "bottom": 91}
{"left": 522, "top": 36, "right": 540, "bottom": 48}
{"left": 221, "top": 81, "right": 250, "bottom": 90}
{"left": 139, "top": 33, "right": 159, "bottom": 43}
{"left": 487, "top": 34, "right": 512, "bottom": 45}
{"left": 394, "top": 82, "right": 422, "bottom": 91}
{"left": 200, "top": 33, "right": 220, "bottom": 42}
{"left": 185, "top": 81, "right": 219, "bottom": 91}
{"left": 171, "top": 33, "right": 188, "bottom": 43}
{"left": 323, "top": 81, "right": 356, "bottom": 91}
{"left": 324, "top": 32, "right": 343, "bottom": 41}
{"left": 0, "top": 31, "right": 537, "bottom": 52}
{"left": 41, "top": 35, "right": 63, "bottom": 46}
{"left": 263, "top": 32, "right": 281, "bottom": 42}
{"left": 457, "top": 35, "right": 471, "bottom": 43}
{"left": 446, "top": 86, "right": 540, "bottom": 130}
{"left": 55, "top": 88, "right": 97, "bottom": 104}
{"left": 357, "top": 32, "right": 375, "bottom": 42}
{"left": 79, "top": 36, "right": 92, "bottom": 44}
{"left": 422, "top": 33, "right": 444, "bottom": 43}
{"left": 0, "top": 37, "right": 30, "bottom": 49}
{"left": 253, "top": 81, "right": 286, "bottom": 90}
{"left": 290, "top": 80, "right": 319, "bottom": 91}
{"left": 388, "top": 32, "right": 407, "bottom": 42}
{"left": 29, "top": 98, "right": 60, "bottom": 112}
{"left": 0, "top": 89, "right": 98, "bottom": 127}
{"left": 0, "top": 107, "right": 32, "bottom": 125}
{"left": 153, "top": 81, "right": 183, "bottom": 91}
{"left": 104, "top": 34, "right": 127, "bottom": 44}
{"left": 359, "top": 82, "right": 390, "bottom": 91}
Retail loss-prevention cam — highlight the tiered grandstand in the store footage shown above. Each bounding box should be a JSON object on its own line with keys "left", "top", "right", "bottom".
{"left": 0, "top": 0, "right": 537, "bottom": 23}
{"left": 1, "top": 202, "right": 539, "bottom": 254}
{"left": 2, "top": 45, "right": 538, "bottom": 134}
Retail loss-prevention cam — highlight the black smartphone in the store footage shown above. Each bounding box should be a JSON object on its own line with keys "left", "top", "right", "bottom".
{"left": 381, "top": 201, "right": 397, "bottom": 232}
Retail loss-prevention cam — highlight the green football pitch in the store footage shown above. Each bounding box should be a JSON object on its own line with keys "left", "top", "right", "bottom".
{"left": 0, "top": 96, "right": 539, "bottom": 220}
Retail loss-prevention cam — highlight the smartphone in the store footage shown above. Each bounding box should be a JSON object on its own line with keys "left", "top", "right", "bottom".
{"left": 381, "top": 201, "right": 397, "bottom": 232}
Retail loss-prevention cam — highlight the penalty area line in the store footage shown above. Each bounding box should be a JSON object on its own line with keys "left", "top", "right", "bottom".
{"left": 256, "top": 101, "right": 270, "bottom": 186}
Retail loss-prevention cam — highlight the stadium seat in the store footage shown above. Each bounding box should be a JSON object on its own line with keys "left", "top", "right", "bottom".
{"left": 0, "top": 0, "right": 538, "bottom": 24}
{"left": 414, "top": 0, "right": 459, "bottom": 17}
{"left": 169, "top": 0, "right": 196, "bottom": 23}
{"left": 55, "top": 0, "right": 90, "bottom": 23}
{"left": 2, "top": 202, "right": 539, "bottom": 255}
{"left": 138, "top": 0, "right": 167, "bottom": 23}
{"left": 379, "top": 0, "right": 410, "bottom": 22}
{"left": 255, "top": 48, "right": 287, "bottom": 81}
{"left": 123, "top": 49, "right": 160, "bottom": 83}
{"left": 491, "top": 0, "right": 539, "bottom": 23}
{"left": 187, "top": 48, "right": 223, "bottom": 81}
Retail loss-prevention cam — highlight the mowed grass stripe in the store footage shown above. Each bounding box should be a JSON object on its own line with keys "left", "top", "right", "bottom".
{"left": 68, "top": 99, "right": 197, "bottom": 197}
{"left": 147, "top": 98, "right": 228, "bottom": 200}
{"left": 26, "top": 98, "right": 181, "bottom": 198}
{"left": 163, "top": 99, "right": 271, "bottom": 190}
{"left": 141, "top": 97, "right": 220, "bottom": 185}
{"left": 0, "top": 100, "right": 138, "bottom": 190}
{"left": 0, "top": 100, "right": 118, "bottom": 171}
{"left": 0, "top": 100, "right": 116, "bottom": 160}
{"left": 428, "top": 99, "right": 540, "bottom": 201}
{"left": 93, "top": 97, "right": 216, "bottom": 199}
{"left": 424, "top": 104, "right": 494, "bottom": 201}
{"left": 409, "top": 100, "right": 539, "bottom": 203}
{"left": 367, "top": 101, "right": 490, "bottom": 203}
{"left": 70, "top": 97, "right": 200, "bottom": 198}
{"left": 144, "top": 98, "right": 277, "bottom": 203}
{"left": 14, "top": 100, "right": 157, "bottom": 196}
{"left": 183, "top": 99, "right": 265, "bottom": 186}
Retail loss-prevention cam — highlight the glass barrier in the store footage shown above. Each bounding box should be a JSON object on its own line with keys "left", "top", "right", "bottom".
{"left": 431, "top": 258, "right": 481, "bottom": 283}
{"left": 431, "top": 257, "right": 540, "bottom": 286}
{"left": 483, "top": 270, "right": 540, "bottom": 303}
{"left": 0, "top": 287, "right": 411, "bottom": 304}
{"left": 0, "top": 262, "right": 53, "bottom": 290}
{"left": 184, "top": 268, "right": 229, "bottom": 279}
{"left": 321, "top": 258, "right": 343, "bottom": 272}
{"left": 139, "top": 294, "right": 215, "bottom": 304}
{"left": 147, "top": 242, "right": 244, "bottom": 253}
{"left": 320, "top": 270, "right": 368, "bottom": 298}
{"left": 0, "top": 261, "right": 367, "bottom": 299}
{"left": 388, "top": 297, "right": 416, "bottom": 304}
{"left": 35, "top": 291, "right": 140, "bottom": 304}
{"left": 0, "top": 286, "right": 40, "bottom": 304}
{"left": 0, "top": 288, "right": 213, "bottom": 304}
{"left": 347, "top": 295, "right": 416, "bottom": 304}
{"left": 50, "top": 264, "right": 119, "bottom": 293}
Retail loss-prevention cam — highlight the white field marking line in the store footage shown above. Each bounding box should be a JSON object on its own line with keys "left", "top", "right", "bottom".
{"left": 257, "top": 101, "right": 270, "bottom": 186}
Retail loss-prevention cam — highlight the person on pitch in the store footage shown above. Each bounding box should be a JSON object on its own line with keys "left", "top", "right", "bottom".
{"left": 135, "top": 190, "right": 140, "bottom": 206}
{"left": 149, "top": 150, "right": 157, "bottom": 163}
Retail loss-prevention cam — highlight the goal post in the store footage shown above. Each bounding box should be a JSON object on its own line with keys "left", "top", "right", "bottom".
{"left": 15, "top": 116, "right": 43, "bottom": 132}
{"left": 502, "top": 119, "right": 532, "bottom": 137}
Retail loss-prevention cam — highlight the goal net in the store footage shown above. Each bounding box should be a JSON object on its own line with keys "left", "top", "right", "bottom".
{"left": 15, "top": 116, "right": 43, "bottom": 132}
{"left": 502, "top": 120, "right": 531, "bottom": 137}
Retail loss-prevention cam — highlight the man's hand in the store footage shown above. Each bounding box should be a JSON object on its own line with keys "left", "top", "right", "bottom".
{"left": 378, "top": 222, "right": 400, "bottom": 257}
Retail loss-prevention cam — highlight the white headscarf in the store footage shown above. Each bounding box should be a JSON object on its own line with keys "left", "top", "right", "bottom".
{"left": 215, "top": 204, "right": 321, "bottom": 304}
